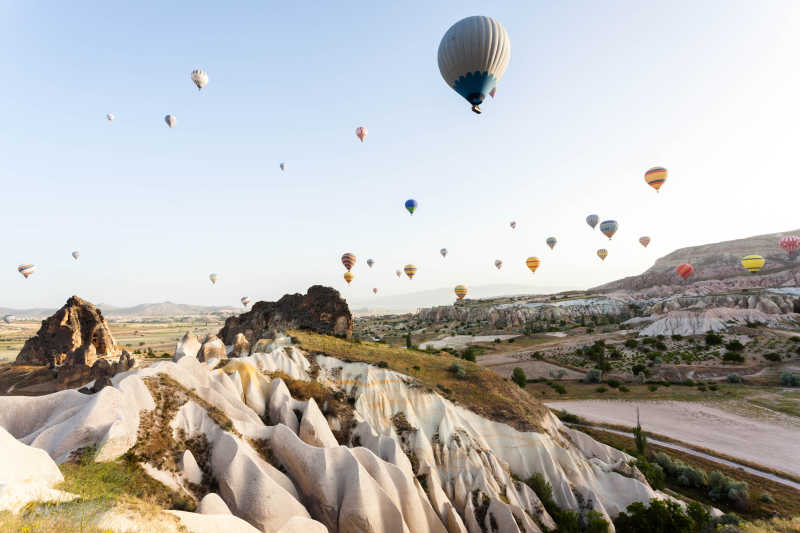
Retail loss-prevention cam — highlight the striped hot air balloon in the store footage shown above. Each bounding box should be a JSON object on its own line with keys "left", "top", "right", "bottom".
{"left": 356, "top": 126, "right": 367, "bottom": 142}
{"left": 546, "top": 237, "right": 557, "bottom": 250}
{"left": 405, "top": 199, "right": 418, "bottom": 215}
{"left": 597, "top": 249, "right": 608, "bottom": 261}
{"left": 367, "top": 259, "right": 375, "bottom": 268}
{"left": 17, "top": 264, "right": 35, "bottom": 279}
{"left": 438, "top": 16, "right": 511, "bottom": 114}
{"left": 341, "top": 253, "right": 356, "bottom": 271}
{"left": 454, "top": 285, "right": 468, "bottom": 300}
{"left": 404, "top": 264, "right": 417, "bottom": 279}
{"left": 779, "top": 235, "right": 800, "bottom": 257}
{"left": 645, "top": 167, "right": 667, "bottom": 192}
{"left": 209, "top": 273, "right": 219, "bottom": 284}
{"left": 191, "top": 69, "right": 208, "bottom": 90}
{"left": 525, "top": 257, "right": 540, "bottom": 273}
{"left": 599, "top": 220, "right": 618, "bottom": 240}
{"left": 344, "top": 272, "right": 354, "bottom": 284}
{"left": 676, "top": 264, "right": 694, "bottom": 280}
{"left": 241, "top": 297, "right": 251, "bottom": 307}
{"left": 639, "top": 236, "right": 651, "bottom": 248}
{"left": 586, "top": 214, "right": 599, "bottom": 229}
{"left": 494, "top": 259, "right": 503, "bottom": 270}
{"left": 741, "top": 255, "right": 765, "bottom": 274}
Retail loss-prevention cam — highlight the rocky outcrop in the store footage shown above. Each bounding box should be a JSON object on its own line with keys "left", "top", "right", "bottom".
{"left": 218, "top": 285, "right": 353, "bottom": 343}
{"left": 231, "top": 333, "right": 250, "bottom": 357}
{"left": 16, "top": 296, "right": 117, "bottom": 367}
{"left": 174, "top": 332, "right": 201, "bottom": 362}
{"left": 198, "top": 335, "right": 226, "bottom": 362}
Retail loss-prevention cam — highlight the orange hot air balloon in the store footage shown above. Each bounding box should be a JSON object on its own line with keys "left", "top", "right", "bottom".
{"left": 454, "top": 285, "right": 468, "bottom": 300}
{"left": 597, "top": 249, "right": 608, "bottom": 261}
{"left": 525, "top": 257, "right": 540, "bottom": 273}
{"left": 645, "top": 167, "right": 667, "bottom": 192}
{"left": 639, "top": 236, "right": 651, "bottom": 248}
{"left": 341, "top": 253, "right": 356, "bottom": 271}
{"left": 676, "top": 263, "right": 694, "bottom": 280}
{"left": 404, "top": 264, "right": 417, "bottom": 279}
{"left": 344, "top": 272, "right": 354, "bottom": 284}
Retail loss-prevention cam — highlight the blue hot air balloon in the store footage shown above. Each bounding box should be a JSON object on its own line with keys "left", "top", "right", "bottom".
{"left": 405, "top": 199, "right": 418, "bottom": 215}
{"left": 438, "top": 16, "right": 511, "bottom": 114}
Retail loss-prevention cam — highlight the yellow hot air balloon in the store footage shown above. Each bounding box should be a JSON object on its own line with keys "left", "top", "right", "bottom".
{"left": 344, "top": 272, "right": 354, "bottom": 284}
{"left": 644, "top": 167, "right": 667, "bottom": 192}
{"left": 597, "top": 249, "right": 608, "bottom": 261}
{"left": 741, "top": 255, "right": 765, "bottom": 273}
{"left": 454, "top": 285, "right": 468, "bottom": 300}
{"left": 404, "top": 264, "right": 417, "bottom": 279}
{"left": 525, "top": 257, "right": 540, "bottom": 273}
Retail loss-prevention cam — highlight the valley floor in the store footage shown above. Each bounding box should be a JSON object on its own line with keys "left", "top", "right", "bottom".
{"left": 546, "top": 399, "right": 800, "bottom": 477}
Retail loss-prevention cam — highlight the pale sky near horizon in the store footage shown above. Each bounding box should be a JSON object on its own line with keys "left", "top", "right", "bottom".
{"left": 2, "top": 1, "right": 800, "bottom": 308}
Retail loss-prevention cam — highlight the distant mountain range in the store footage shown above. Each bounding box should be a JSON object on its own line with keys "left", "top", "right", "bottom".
{"left": 0, "top": 301, "right": 239, "bottom": 320}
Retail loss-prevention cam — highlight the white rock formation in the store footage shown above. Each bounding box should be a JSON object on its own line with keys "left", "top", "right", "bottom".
{"left": 197, "top": 492, "right": 231, "bottom": 515}
{"left": 175, "top": 332, "right": 201, "bottom": 362}
{"left": 181, "top": 449, "right": 204, "bottom": 485}
{"left": 0, "top": 333, "right": 662, "bottom": 532}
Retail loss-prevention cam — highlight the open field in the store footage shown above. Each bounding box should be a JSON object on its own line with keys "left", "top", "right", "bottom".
{"left": 548, "top": 398, "right": 800, "bottom": 477}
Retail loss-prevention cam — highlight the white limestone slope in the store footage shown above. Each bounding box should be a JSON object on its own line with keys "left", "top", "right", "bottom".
{"left": 0, "top": 333, "right": 660, "bottom": 532}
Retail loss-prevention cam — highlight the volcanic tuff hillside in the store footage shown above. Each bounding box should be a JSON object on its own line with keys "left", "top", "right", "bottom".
{"left": 592, "top": 228, "right": 800, "bottom": 296}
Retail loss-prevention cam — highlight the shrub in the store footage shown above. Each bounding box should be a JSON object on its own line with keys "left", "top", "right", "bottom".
{"left": 631, "top": 363, "right": 647, "bottom": 376}
{"left": 507, "top": 338, "right": 515, "bottom": 343}
{"left": 511, "top": 367, "right": 527, "bottom": 388}
{"left": 550, "top": 382, "right": 567, "bottom": 394}
{"left": 780, "top": 372, "right": 800, "bottom": 387}
{"left": 763, "top": 352, "right": 781, "bottom": 362}
{"left": 725, "top": 339, "right": 744, "bottom": 352}
{"left": 697, "top": 385, "right": 707, "bottom": 392}
{"left": 557, "top": 410, "right": 583, "bottom": 424}
{"left": 671, "top": 334, "right": 683, "bottom": 341}
{"left": 624, "top": 339, "right": 639, "bottom": 348}
{"left": 614, "top": 499, "right": 696, "bottom": 533}
{"left": 648, "top": 384, "right": 658, "bottom": 392}
{"left": 727, "top": 374, "right": 743, "bottom": 383}
{"left": 524, "top": 473, "right": 600, "bottom": 533}
{"left": 582, "top": 369, "right": 603, "bottom": 384}
{"left": 448, "top": 363, "right": 466, "bottom": 379}
{"left": 606, "top": 378, "right": 621, "bottom": 388}
{"left": 705, "top": 332, "right": 723, "bottom": 346}
{"left": 635, "top": 459, "right": 665, "bottom": 490}
{"left": 722, "top": 351, "right": 744, "bottom": 363}
{"left": 708, "top": 471, "right": 749, "bottom": 509}
{"left": 619, "top": 386, "right": 630, "bottom": 392}
{"left": 595, "top": 386, "right": 608, "bottom": 393}
{"left": 709, "top": 384, "right": 718, "bottom": 391}
{"left": 758, "top": 492, "right": 775, "bottom": 504}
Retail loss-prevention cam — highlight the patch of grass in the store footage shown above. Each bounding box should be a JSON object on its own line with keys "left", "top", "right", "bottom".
{"left": 289, "top": 330, "right": 547, "bottom": 432}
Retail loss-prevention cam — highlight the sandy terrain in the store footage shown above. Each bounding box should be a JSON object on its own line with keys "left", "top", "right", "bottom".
{"left": 546, "top": 399, "right": 800, "bottom": 477}
{"left": 479, "top": 350, "right": 585, "bottom": 380}
{"left": 420, "top": 334, "right": 519, "bottom": 350}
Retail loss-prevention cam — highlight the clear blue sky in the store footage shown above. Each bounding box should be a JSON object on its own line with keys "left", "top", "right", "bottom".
{"left": 2, "top": 1, "right": 800, "bottom": 308}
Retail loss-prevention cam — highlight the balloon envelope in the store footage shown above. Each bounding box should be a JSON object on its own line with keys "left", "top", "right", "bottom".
{"left": 779, "top": 235, "right": 800, "bottom": 257}
{"left": 525, "top": 257, "right": 540, "bottom": 273}
{"left": 597, "top": 249, "right": 608, "bottom": 261}
{"left": 241, "top": 297, "right": 251, "bottom": 307}
{"left": 2, "top": 315, "right": 14, "bottom": 324}
{"left": 510, "top": 221, "right": 516, "bottom": 229}
{"left": 344, "top": 272, "right": 354, "bottom": 284}
{"left": 494, "top": 259, "right": 503, "bottom": 269}
{"left": 164, "top": 114, "right": 176, "bottom": 128}
{"left": 191, "top": 69, "right": 208, "bottom": 90}
{"left": 341, "top": 253, "right": 356, "bottom": 271}
{"left": 366, "top": 259, "right": 375, "bottom": 268}
{"left": 404, "top": 264, "right": 417, "bottom": 279}
{"left": 356, "top": 127, "right": 367, "bottom": 142}
{"left": 17, "top": 264, "right": 35, "bottom": 278}
{"left": 438, "top": 16, "right": 510, "bottom": 113}
{"left": 209, "top": 273, "right": 218, "bottom": 284}
{"left": 106, "top": 113, "right": 114, "bottom": 122}
{"left": 454, "top": 285, "right": 468, "bottom": 300}
{"left": 373, "top": 288, "right": 378, "bottom": 294}
{"left": 645, "top": 167, "right": 667, "bottom": 192}
{"left": 395, "top": 269, "right": 402, "bottom": 278}
{"left": 741, "top": 255, "right": 765, "bottom": 273}
{"left": 72, "top": 251, "right": 80, "bottom": 260}
{"left": 676, "top": 264, "right": 694, "bottom": 280}
{"left": 599, "top": 220, "right": 618, "bottom": 240}
{"left": 586, "top": 214, "right": 599, "bottom": 229}
{"left": 440, "top": 248, "right": 448, "bottom": 258}
{"left": 639, "top": 236, "right": 651, "bottom": 248}
{"left": 404, "top": 199, "right": 418, "bottom": 215}
{"left": 546, "top": 237, "right": 557, "bottom": 250}
{"left": 280, "top": 162, "right": 286, "bottom": 171}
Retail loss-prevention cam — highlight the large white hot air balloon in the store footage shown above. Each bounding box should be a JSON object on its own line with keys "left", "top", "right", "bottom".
{"left": 191, "top": 69, "right": 209, "bottom": 90}
{"left": 437, "top": 16, "right": 511, "bottom": 114}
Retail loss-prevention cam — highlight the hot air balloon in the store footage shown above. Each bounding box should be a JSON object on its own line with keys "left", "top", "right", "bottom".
{"left": 373, "top": 288, "right": 378, "bottom": 294}
{"left": 741, "top": 255, "right": 765, "bottom": 273}
{"left": 280, "top": 162, "right": 286, "bottom": 171}
{"left": 525, "top": 257, "right": 540, "bottom": 273}
{"left": 404, "top": 264, "right": 417, "bottom": 279}
{"left": 440, "top": 248, "right": 448, "bottom": 258}
{"left": 17, "top": 264, "right": 35, "bottom": 279}
{"left": 106, "top": 113, "right": 114, "bottom": 122}
{"left": 367, "top": 259, "right": 375, "bottom": 268}
{"left": 489, "top": 87, "right": 497, "bottom": 98}
{"left": 164, "top": 114, "right": 176, "bottom": 128}
{"left": 676, "top": 264, "right": 694, "bottom": 281}
{"left": 356, "top": 126, "right": 367, "bottom": 142}
{"left": 599, "top": 220, "right": 618, "bottom": 240}
{"left": 395, "top": 269, "right": 402, "bottom": 278}
{"left": 779, "top": 236, "right": 800, "bottom": 257}
{"left": 510, "top": 221, "right": 517, "bottom": 229}
{"left": 72, "top": 251, "right": 80, "bottom": 260}
{"left": 191, "top": 69, "right": 208, "bottom": 90}
{"left": 586, "top": 214, "right": 599, "bottom": 229}
{"left": 597, "top": 249, "right": 608, "bottom": 261}
{"left": 645, "top": 167, "right": 667, "bottom": 192}
{"left": 344, "top": 272, "right": 354, "bottom": 284}
{"left": 404, "top": 199, "right": 418, "bottom": 215}
{"left": 494, "top": 259, "right": 503, "bottom": 270}
{"left": 546, "top": 237, "right": 557, "bottom": 250}
{"left": 639, "top": 236, "right": 651, "bottom": 248}
{"left": 209, "top": 273, "right": 219, "bottom": 284}
{"left": 341, "top": 253, "right": 356, "bottom": 271}
{"left": 437, "top": 16, "right": 510, "bottom": 114}
{"left": 241, "top": 297, "right": 251, "bottom": 307}
{"left": 454, "top": 285, "right": 468, "bottom": 300}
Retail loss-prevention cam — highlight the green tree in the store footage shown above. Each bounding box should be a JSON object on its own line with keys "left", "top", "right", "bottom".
{"left": 405, "top": 332, "right": 412, "bottom": 349}
{"left": 614, "top": 499, "right": 695, "bottom": 533}
{"left": 511, "top": 367, "right": 527, "bottom": 388}
{"left": 633, "top": 408, "right": 647, "bottom": 456}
